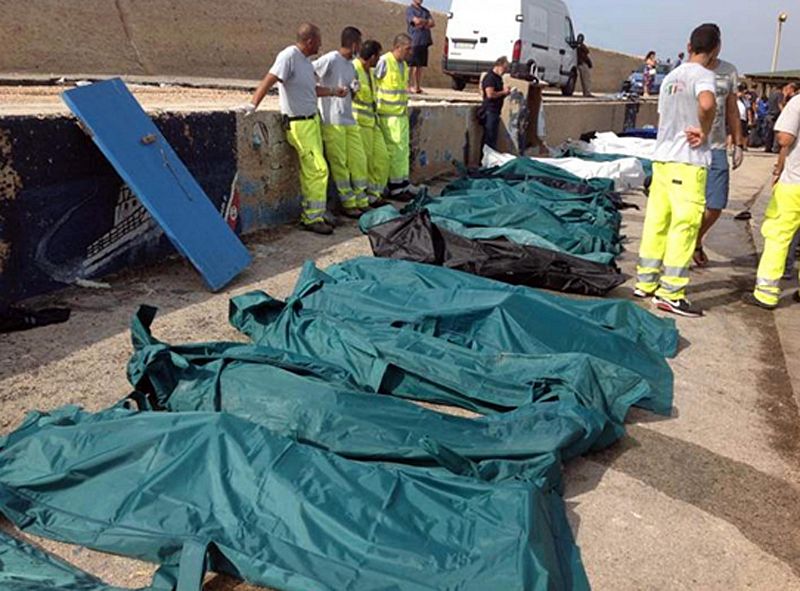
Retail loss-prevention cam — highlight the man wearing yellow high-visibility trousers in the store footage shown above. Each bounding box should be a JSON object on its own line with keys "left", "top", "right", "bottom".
{"left": 353, "top": 40, "right": 390, "bottom": 207}
{"left": 746, "top": 93, "right": 800, "bottom": 309}
{"left": 314, "top": 27, "right": 370, "bottom": 217}
{"left": 634, "top": 23, "right": 719, "bottom": 318}
{"left": 375, "top": 34, "right": 418, "bottom": 200}
{"left": 245, "top": 23, "right": 349, "bottom": 235}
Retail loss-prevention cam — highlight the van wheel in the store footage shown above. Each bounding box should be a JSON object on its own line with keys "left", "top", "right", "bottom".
{"left": 451, "top": 76, "right": 467, "bottom": 91}
{"left": 561, "top": 70, "right": 577, "bottom": 97}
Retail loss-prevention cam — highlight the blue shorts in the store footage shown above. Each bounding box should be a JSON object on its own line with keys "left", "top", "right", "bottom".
{"left": 705, "top": 149, "right": 730, "bottom": 210}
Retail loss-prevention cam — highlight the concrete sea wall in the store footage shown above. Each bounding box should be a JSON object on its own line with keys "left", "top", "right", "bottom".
{"left": 0, "top": 99, "right": 656, "bottom": 302}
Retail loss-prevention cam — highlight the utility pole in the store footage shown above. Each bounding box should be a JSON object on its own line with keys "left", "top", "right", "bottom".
{"left": 771, "top": 12, "right": 788, "bottom": 72}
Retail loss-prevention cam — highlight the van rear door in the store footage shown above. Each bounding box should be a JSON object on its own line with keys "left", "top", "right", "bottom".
{"left": 447, "top": 0, "right": 522, "bottom": 69}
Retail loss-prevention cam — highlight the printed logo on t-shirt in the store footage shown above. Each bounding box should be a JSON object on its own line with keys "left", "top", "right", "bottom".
{"left": 663, "top": 81, "right": 686, "bottom": 96}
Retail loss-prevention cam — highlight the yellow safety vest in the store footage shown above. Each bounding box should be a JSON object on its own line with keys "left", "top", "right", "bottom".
{"left": 376, "top": 52, "right": 409, "bottom": 117}
{"left": 352, "top": 59, "right": 377, "bottom": 128}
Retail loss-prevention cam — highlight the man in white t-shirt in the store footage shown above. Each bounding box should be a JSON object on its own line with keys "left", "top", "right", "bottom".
{"left": 693, "top": 52, "right": 745, "bottom": 267}
{"left": 635, "top": 24, "right": 719, "bottom": 318}
{"left": 747, "top": 93, "right": 800, "bottom": 308}
{"left": 314, "top": 27, "right": 370, "bottom": 218}
{"left": 244, "top": 23, "right": 349, "bottom": 235}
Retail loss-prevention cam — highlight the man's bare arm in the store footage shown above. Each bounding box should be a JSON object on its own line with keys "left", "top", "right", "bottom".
{"left": 773, "top": 131, "right": 797, "bottom": 182}
{"left": 697, "top": 90, "right": 716, "bottom": 136}
{"left": 251, "top": 73, "right": 280, "bottom": 108}
{"left": 427, "top": 16, "right": 436, "bottom": 29}
{"left": 686, "top": 90, "right": 717, "bottom": 147}
{"left": 484, "top": 87, "right": 510, "bottom": 99}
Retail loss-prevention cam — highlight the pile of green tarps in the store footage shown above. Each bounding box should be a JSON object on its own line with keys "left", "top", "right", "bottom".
{"left": 361, "top": 157, "right": 626, "bottom": 267}
{"left": 0, "top": 405, "right": 586, "bottom": 590}
{"left": 230, "top": 258, "right": 676, "bottom": 416}
{"left": 0, "top": 259, "right": 678, "bottom": 591}
{"left": 129, "top": 306, "right": 625, "bottom": 478}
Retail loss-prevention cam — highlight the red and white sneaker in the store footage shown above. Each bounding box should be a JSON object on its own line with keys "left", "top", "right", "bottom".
{"left": 652, "top": 296, "right": 704, "bottom": 318}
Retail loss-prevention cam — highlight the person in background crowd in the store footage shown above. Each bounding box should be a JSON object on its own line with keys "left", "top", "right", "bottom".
{"left": 693, "top": 48, "right": 744, "bottom": 268}
{"left": 753, "top": 93, "right": 770, "bottom": 147}
{"left": 576, "top": 34, "right": 594, "bottom": 98}
{"left": 746, "top": 90, "right": 800, "bottom": 308}
{"left": 635, "top": 24, "right": 719, "bottom": 318}
{"left": 643, "top": 51, "right": 657, "bottom": 97}
{"left": 765, "top": 85, "right": 786, "bottom": 153}
{"left": 406, "top": 0, "right": 435, "bottom": 94}
{"left": 314, "top": 27, "right": 369, "bottom": 218}
{"left": 737, "top": 84, "right": 750, "bottom": 147}
{"left": 676, "top": 51, "right": 685, "bottom": 67}
{"left": 245, "top": 23, "right": 349, "bottom": 235}
{"left": 480, "top": 56, "right": 512, "bottom": 150}
{"left": 352, "top": 40, "right": 390, "bottom": 207}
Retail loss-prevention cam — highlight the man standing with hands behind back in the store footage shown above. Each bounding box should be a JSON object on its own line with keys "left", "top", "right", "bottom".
{"left": 406, "top": 0, "right": 435, "bottom": 94}
{"left": 246, "top": 23, "right": 349, "bottom": 235}
{"left": 634, "top": 23, "right": 720, "bottom": 318}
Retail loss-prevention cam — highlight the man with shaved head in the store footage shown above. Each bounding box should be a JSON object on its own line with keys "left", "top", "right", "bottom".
{"left": 374, "top": 33, "right": 418, "bottom": 200}
{"left": 245, "top": 23, "right": 349, "bottom": 235}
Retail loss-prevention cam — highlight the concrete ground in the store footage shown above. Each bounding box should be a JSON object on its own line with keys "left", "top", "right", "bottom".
{"left": 0, "top": 152, "right": 798, "bottom": 589}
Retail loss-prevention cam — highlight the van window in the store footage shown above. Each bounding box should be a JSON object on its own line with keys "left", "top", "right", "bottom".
{"left": 564, "top": 17, "right": 575, "bottom": 45}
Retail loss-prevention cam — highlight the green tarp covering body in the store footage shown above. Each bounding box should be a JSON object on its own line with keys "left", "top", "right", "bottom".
{"left": 129, "top": 306, "right": 636, "bottom": 476}
{"left": 0, "top": 406, "right": 586, "bottom": 590}
{"left": 230, "top": 258, "right": 676, "bottom": 417}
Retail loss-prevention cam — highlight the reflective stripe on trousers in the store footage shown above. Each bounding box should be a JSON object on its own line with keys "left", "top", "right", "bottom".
{"left": 636, "top": 161, "right": 707, "bottom": 300}
{"left": 286, "top": 116, "right": 328, "bottom": 224}
{"left": 321, "top": 124, "right": 368, "bottom": 209}
{"left": 753, "top": 182, "right": 800, "bottom": 306}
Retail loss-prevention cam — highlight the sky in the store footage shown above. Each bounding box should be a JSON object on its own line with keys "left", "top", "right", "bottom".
{"left": 396, "top": 0, "right": 798, "bottom": 73}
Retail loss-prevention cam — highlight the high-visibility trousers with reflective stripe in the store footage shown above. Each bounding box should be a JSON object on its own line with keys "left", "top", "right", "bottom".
{"left": 754, "top": 182, "right": 800, "bottom": 306}
{"left": 379, "top": 115, "right": 410, "bottom": 193}
{"left": 286, "top": 117, "right": 329, "bottom": 225}
{"left": 636, "top": 161, "right": 707, "bottom": 300}
{"left": 359, "top": 122, "right": 389, "bottom": 203}
{"left": 322, "top": 124, "right": 368, "bottom": 210}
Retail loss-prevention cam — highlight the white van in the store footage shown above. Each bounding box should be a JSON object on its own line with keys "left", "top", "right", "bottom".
{"left": 442, "top": 0, "right": 579, "bottom": 95}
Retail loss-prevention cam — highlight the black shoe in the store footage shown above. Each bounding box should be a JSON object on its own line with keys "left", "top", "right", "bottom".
{"left": 389, "top": 192, "right": 414, "bottom": 202}
{"left": 794, "top": 291, "right": 800, "bottom": 304}
{"left": 368, "top": 198, "right": 389, "bottom": 209}
{"left": 302, "top": 221, "right": 334, "bottom": 235}
{"left": 742, "top": 292, "right": 777, "bottom": 310}
{"left": 652, "top": 295, "right": 704, "bottom": 318}
{"left": 341, "top": 208, "right": 364, "bottom": 219}
{"left": 633, "top": 288, "right": 654, "bottom": 299}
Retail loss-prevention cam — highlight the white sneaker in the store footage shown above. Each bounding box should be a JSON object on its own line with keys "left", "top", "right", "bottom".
{"left": 406, "top": 183, "right": 425, "bottom": 196}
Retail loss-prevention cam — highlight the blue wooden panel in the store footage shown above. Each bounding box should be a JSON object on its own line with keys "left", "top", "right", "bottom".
{"left": 62, "top": 78, "right": 250, "bottom": 291}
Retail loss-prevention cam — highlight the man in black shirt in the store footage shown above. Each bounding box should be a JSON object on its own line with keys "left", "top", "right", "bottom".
{"left": 480, "top": 56, "right": 511, "bottom": 150}
{"left": 576, "top": 34, "right": 593, "bottom": 97}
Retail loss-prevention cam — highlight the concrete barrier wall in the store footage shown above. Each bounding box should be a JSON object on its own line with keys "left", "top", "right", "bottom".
{"left": 0, "top": 99, "right": 655, "bottom": 301}
{"left": 590, "top": 48, "right": 644, "bottom": 93}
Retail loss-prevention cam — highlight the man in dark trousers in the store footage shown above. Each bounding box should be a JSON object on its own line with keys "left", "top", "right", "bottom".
{"left": 576, "top": 34, "right": 594, "bottom": 97}
{"left": 406, "top": 0, "right": 435, "bottom": 94}
{"left": 480, "top": 56, "right": 511, "bottom": 150}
